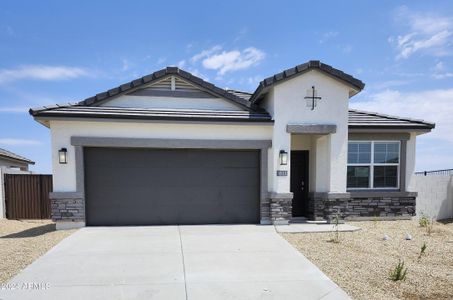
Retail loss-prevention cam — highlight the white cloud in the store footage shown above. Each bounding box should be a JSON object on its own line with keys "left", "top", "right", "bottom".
{"left": 121, "top": 59, "right": 130, "bottom": 71}
{"left": 389, "top": 6, "right": 453, "bottom": 59}
{"left": 431, "top": 61, "right": 453, "bottom": 79}
{"left": 202, "top": 47, "right": 265, "bottom": 75}
{"left": 341, "top": 44, "right": 353, "bottom": 54}
{"left": 0, "top": 65, "right": 89, "bottom": 84}
{"left": 191, "top": 45, "right": 222, "bottom": 63}
{"left": 351, "top": 88, "right": 453, "bottom": 143}
{"left": 0, "top": 138, "right": 42, "bottom": 146}
{"left": 177, "top": 60, "right": 186, "bottom": 68}
{"left": 156, "top": 57, "right": 166, "bottom": 65}
{"left": 319, "top": 31, "right": 338, "bottom": 44}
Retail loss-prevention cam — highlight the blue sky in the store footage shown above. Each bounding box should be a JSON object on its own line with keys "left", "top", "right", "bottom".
{"left": 1, "top": 0, "right": 452, "bottom": 173}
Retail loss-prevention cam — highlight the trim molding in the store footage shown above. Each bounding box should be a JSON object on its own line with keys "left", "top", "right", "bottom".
{"left": 268, "top": 192, "right": 294, "bottom": 199}
{"left": 71, "top": 137, "right": 272, "bottom": 149}
{"left": 348, "top": 132, "right": 410, "bottom": 140}
{"left": 310, "top": 192, "right": 351, "bottom": 199}
{"left": 349, "top": 191, "right": 417, "bottom": 198}
{"left": 348, "top": 128, "right": 431, "bottom": 133}
{"left": 49, "top": 192, "right": 84, "bottom": 199}
{"left": 287, "top": 124, "right": 336, "bottom": 134}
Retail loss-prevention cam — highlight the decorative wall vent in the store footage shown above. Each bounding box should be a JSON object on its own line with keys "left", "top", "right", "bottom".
{"left": 304, "top": 86, "right": 322, "bottom": 110}
{"left": 128, "top": 76, "right": 215, "bottom": 98}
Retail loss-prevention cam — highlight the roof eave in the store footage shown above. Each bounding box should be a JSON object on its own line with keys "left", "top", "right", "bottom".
{"left": 32, "top": 113, "right": 274, "bottom": 124}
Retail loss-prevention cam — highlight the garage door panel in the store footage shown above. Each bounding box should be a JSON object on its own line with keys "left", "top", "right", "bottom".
{"left": 84, "top": 148, "right": 260, "bottom": 225}
{"left": 88, "top": 166, "right": 258, "bottom": 188}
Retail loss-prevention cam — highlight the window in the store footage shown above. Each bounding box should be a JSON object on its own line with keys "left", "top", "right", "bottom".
{"left": 347, "top": 141, "right": 400, "bottom": 189}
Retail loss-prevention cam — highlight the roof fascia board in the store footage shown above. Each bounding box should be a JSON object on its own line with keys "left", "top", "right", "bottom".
{"left": 348, "top": 127, "right": 432, "bottom": 133}
{"left": 37, "top": 115, "right": 274, "bottom": 125}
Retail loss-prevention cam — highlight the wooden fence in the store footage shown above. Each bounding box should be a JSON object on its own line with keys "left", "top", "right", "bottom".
{"left": 4, "top": 174, "right": 52, "bottom": 219}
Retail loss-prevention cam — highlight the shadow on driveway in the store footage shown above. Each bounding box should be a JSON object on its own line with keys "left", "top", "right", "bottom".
{"left": 1, "top": 223, "right": 56, "bottom": 238}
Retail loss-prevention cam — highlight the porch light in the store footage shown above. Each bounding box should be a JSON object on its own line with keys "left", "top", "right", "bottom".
{"left": 279, "top": 150, "right": 288, "bottom": 165}
{"left": 58, "top": 148, "right": 68, "bottom": 164}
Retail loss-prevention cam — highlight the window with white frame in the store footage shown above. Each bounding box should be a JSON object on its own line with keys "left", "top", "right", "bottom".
{"left": 347, "top": 141, "right": 400, "bottom": 189}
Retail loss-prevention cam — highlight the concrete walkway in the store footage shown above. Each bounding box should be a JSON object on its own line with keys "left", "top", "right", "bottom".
{"left": 1, "top": 225, "right": 350, "bottom": 300}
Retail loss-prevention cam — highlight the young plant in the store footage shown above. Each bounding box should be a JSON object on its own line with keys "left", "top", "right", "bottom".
{"left": 418, "top": 242, "right": 427, "bottom": 259}
{"left": 330, "top": 213, "right": 340, "bottom": 243}
{"left": 389, "top": 259, "right": 408, "bottom": 281}
{"left": 419, "top": 214, "right": 430, "bottom": 228}
{"left": 426, "top": 218, "right": 435, "bottom": 236}
{"left": 373, "top": 215, "right": 378, "bottom": 228}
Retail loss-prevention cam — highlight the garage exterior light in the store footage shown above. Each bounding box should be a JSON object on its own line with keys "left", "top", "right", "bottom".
{"left": 279, "top": 150, "right": 288, "bottom": 165}
{"left": 58, "top": 148, "right": 68, "bottom": 164}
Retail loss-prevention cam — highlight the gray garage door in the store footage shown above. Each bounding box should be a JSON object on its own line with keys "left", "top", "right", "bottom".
{"left": 84, "top": 147, "right": 260, "bottom": 226}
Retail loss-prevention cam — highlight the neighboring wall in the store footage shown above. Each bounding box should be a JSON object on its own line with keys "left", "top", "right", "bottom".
{"left": 413, "top": 175, "right": 453, "bottom": 220}
{"left": 0, "top": 167, "right": 32, "bottom": 218}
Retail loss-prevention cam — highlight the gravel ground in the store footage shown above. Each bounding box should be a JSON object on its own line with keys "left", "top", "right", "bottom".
{"left": 283, "top": 219, "right": 453, "bottom": 300}
{"left": 0, "top": 219, "right": 75, "bottom": 284}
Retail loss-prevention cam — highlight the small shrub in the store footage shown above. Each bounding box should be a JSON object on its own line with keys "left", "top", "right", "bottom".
{"left": 426, "top": 219, "right": 434, "bottom": 236}
{"left": 329, "top": 213, "right": 340, "bottom": 243}
{"left": 389, "top": 259, "right": 408, "bottom": 281}
{"left": 373, "top": 215, "right": 379, "bottom": 228}
{"left": 419, "top": 214, "right": 430, "bottom": 228}
{"left": 418, "top": 242, "right": 427, "bottom": 259}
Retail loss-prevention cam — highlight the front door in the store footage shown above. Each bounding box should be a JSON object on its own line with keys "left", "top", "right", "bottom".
{"left": 290, "top": 151, "right": 309, "bottom": 217}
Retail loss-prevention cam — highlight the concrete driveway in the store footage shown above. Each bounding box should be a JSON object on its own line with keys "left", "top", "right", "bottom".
{"left": 1, "top": 225, "right": 350, "bottom": 300}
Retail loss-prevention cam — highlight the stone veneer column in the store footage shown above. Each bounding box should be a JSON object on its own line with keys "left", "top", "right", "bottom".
{"left": 269, "top": 192, "right": 293, "bottom": 225}
{"left": 310, "top": 192, "right": 417, "bottom": 222}
{"left": 49, "top": 192, "right": 85, "bottom": 229}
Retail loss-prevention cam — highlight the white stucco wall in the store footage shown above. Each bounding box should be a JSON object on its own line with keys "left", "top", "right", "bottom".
{"left": 267, "top": 70, "right": 351, "bottom": 193}
{"left": 50, "top": 120, "right": 272, "bottom": 192}
{"left": 102, "top": 95, "right": 243, "bottom": 111}
{"left": 405, "top": 132, "right": 417, "bottom": 191}
{"left": 413, "top": 175, "right": 453, "bottom": 220}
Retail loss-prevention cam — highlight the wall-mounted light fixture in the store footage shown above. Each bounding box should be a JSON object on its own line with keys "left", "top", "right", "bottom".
{"left": 279, "top": 150, "right": 288, "bottom": 165}
{"left": 58, "top": 148, "right": 68, "bottom": 164}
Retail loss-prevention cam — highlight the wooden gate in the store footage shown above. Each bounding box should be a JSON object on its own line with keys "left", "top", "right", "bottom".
{"left": 4, "top": 174, "right": 52, "bottom": 219}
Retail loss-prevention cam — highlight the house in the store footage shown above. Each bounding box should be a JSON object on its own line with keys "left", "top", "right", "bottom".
{"left": 29, "top": 60, "right": 434, "bottom": 229}
{"left": 0, "top": 148, "right": 34, "bottom": 218}
{"left": 0, "top": 148, "right": 34, "bottom": 171}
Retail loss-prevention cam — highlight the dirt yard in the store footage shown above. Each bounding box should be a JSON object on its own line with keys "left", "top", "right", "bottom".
{"left": 283, "top": 219, "right": 453, "bottom": 300}
{"left": 0, "top": 219, "right": 75, "bottom": 283}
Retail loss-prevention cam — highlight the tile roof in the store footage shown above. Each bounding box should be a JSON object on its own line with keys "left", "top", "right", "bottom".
{"left": 0, "top": 148, "right": 35, "bottom": 165}
{"left": 30, "top": 106, "right": 273, "bottom": 123}
{"left": 348, "top": 109, "right": 435, "bottom": 130}
{"left": 29, "top": 62, "right": 433, "bottom": 130}
{"left": 250, "top": 60, "right": 365, "bottom": 103}
{"left": 74, "top": 67, "right": 261, "bottom": 112}
{"left": 225, "top": 89, "right": 252, "bottom": 101}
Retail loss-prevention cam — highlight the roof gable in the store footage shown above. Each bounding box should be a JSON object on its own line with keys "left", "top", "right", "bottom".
{"left": 250, "top": 60, "right": 365, "bottom": 103}
{"left": 98, "top": 75, "right": 245, "bottom": 111}
{"left": 78, "top": 67, "right": 260, "bottom": 112}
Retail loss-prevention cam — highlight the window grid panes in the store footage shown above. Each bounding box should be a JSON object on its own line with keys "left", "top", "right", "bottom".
{"left": 347, "top": 141, "right": 400, "bottom": 189}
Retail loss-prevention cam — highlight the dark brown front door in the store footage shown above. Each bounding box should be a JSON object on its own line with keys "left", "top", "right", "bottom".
{"left": 290, "top": 151, "right": 309, "bottom": 217}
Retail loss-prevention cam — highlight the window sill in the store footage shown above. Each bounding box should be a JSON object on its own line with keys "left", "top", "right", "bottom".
{"left": 348, "top": 190, "right": 417, "bottom": 198}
